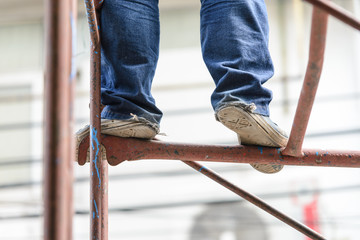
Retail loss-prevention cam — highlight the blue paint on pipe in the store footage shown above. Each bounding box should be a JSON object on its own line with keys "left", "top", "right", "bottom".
{"left": 199, "top": 166, "right": 207, "bottom": 172}
{"left": 90, "top": 126, "right": 101, "bottom": 188}
{"left": 93, "top": 199, "right": 99, "bottom": 219}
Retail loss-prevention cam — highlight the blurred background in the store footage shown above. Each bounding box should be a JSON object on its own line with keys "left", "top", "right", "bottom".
{"left": 1, "top": 0, "right": 360, "bottom": 239}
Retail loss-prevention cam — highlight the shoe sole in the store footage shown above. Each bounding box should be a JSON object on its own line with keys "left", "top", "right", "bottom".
{"left": 217, "top": 106, "right": 287, "bottom": 174}
{"left": 217, "top": 106, "right": 287, "bottom": 147}
{"left": 76, "top": 119, "right": 158, "bottom": 162}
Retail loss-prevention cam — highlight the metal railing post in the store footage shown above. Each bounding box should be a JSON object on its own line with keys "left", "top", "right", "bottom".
{"left": 43, "top": 0, "right": 73, "bottom": 239}
{"left": 84, "top": 0, "right": 103, "bottom": 239}
{"left": 282, "top": 6, "right": 329, "bottom": 157}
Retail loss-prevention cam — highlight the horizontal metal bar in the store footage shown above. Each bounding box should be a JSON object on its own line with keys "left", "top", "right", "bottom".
{"left": 304, "top": 0, "right": 360, "bottom": 31}
{"left": 77, "top": 136, "right": 360, "bottom": 168}
{"left": 184, "top": 161, "right": 326, "bottom": 240}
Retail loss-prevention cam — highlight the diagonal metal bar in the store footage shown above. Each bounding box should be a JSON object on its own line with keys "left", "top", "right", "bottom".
{"left": 183, "top": 161, "right": 326, "bottom": 240}
{"left": 282, "top": 6, "right": 328, "bottom": 157}
{"left": 303, "top": 0, "right": 360, "bottom": 31}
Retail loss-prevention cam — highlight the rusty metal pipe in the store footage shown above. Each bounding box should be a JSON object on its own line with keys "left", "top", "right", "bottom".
{"left": 282, "top": 7, "right": 328, "bottom": 157}
{"left": 43, "top": 0, "right": 73, "bottom": 239}
{"left": 77, "top": 136, "right": 360, "bottom": 168}
{"left": 304, "top": 0, "right": 360, "bottom": 31}
{"left": 183, "top": 161, "right": 326, "bottom": 240}
{"left": 84, "top": 0, "right": 102, "bottom": 239}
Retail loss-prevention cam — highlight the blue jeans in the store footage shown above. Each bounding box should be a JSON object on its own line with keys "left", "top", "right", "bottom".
{"left": 100, "top": 0, "right": 274, "bottom": 125}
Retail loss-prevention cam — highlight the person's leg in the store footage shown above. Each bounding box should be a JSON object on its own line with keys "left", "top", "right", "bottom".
{"left": 200, "top": 0, "right": 273, "bottom": 116}
{"left": 200, "top": 0, "right": 287, "bottom": 173}
{"left": 100, "top": 0, "right": 162, "bottom": 126}
{"left": 76, "top": 0, "right": 162, "bottom": 162}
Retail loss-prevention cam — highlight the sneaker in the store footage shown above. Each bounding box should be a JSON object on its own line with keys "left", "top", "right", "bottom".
{"left": 76, "top": 118, "right": 159, "bottom": 162}
{"left": 216, "top": 104, "right": 288, "bottom": 174}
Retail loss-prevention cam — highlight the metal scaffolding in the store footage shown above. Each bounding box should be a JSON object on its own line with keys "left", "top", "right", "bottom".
{"left": 43, "top": 0, "right": 76, "bottom": 239}
{"left": 44, "top": 0, "right": 360, "bottom": 239}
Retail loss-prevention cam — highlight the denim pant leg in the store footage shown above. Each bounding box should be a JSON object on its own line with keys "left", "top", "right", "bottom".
{"left": 200, "top": 0, "right": 274, "bottom": 116}
{"left": 100, "top": 0, "right": 162, "bottom": 125}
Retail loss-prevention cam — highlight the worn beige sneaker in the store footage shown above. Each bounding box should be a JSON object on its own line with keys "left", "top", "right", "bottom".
{"left": 216, "top": 104, "right": 288, "bottom": 174}
{"left": 76, "top": 118, "right": 159, "bottom": 162}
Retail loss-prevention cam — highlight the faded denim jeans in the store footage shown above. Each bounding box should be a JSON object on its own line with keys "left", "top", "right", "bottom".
{"left": 100, "top": 0, "right": 274, "bottom": 126}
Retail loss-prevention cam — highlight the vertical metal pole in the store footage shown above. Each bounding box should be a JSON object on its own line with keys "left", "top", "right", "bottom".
{"left": 43, "top": 0, "right": 73, "bottom": 239}
{"left": 84, "top": 0, "right": 102, "bottom": 239}
{"left": 96, "top": 4, "right": 108, "bottom": 238}
{"left": 282, "top": 6, "right": 328, "bottom": 157}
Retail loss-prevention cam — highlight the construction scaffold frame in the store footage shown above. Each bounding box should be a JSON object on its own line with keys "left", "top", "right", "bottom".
{"left": 43, "top": 0, "right": 360, "bottom": 239}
